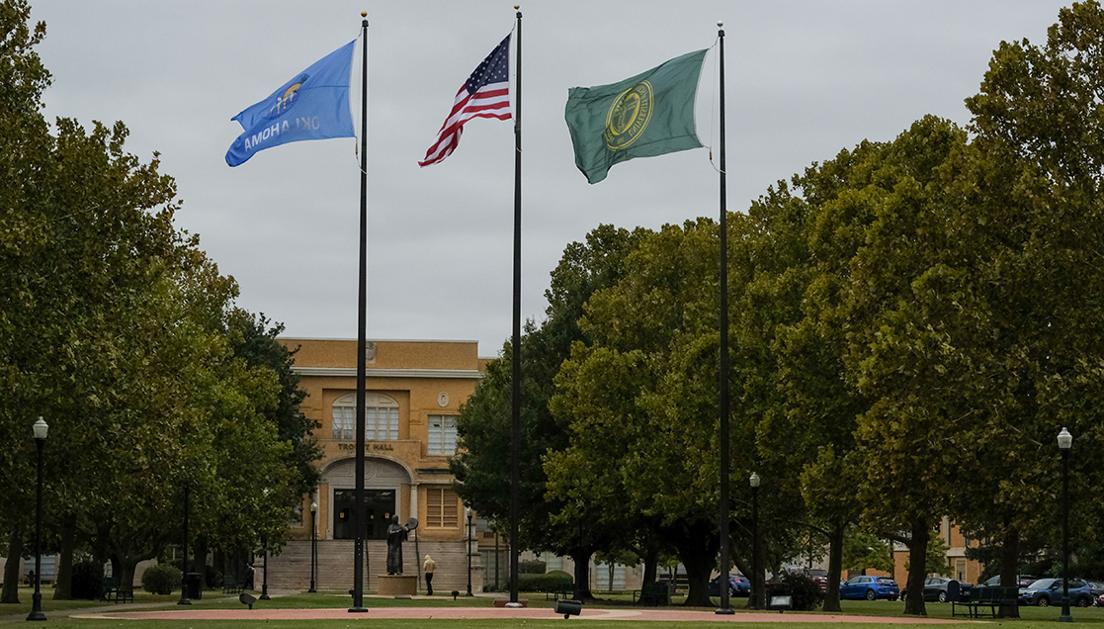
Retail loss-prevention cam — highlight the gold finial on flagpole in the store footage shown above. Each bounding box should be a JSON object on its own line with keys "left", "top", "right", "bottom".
{"left": 514, "top": 5, "right": 520, "bottom": 10}
{"left": 361, "top": 10, "right": 368, "bottom": 17}
{"left": 717, "top": 21, "right": 724, "bottom": 28}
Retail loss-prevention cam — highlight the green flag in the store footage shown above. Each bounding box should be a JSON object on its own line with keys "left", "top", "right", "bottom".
{"left": 565, "top": 49, "right": 707, "bottom": 184}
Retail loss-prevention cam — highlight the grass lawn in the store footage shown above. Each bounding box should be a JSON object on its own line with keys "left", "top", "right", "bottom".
{"left": 0, "top": 587, "right": 177, "bottom": 615}
{"left": 2, "top": 588, "right": 1104, "bottom": 628}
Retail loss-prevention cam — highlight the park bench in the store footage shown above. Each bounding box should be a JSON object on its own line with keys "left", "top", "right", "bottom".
{"left": 222, "top": 579, "right": 245, "bottom": 594}
{"left": 633, "top": 580, "right": 672, "bottom": 606}
{"left": 100, "top": 577, "right": 134, "bottom": 604}
{"left": 951, "top": 585, "right": 1017, "bottom": 618}
{"left": 543, "top": 583, "right": 574, "bottom": 601}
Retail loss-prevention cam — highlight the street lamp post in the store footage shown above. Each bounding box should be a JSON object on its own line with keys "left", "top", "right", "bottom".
{"left": 178, "top": 481, "right": 191, "bottom": 605}
{"left": 1058, "top": 427, "right": 1073, "bottom": 623}
{"left": 260, "top": 536, "right": 270, "bottom": 600}
{"left": 749, "top": 472, "right": 761, "bottom": 610}
{"left": 465, "top": 505, "right": 473, "bottom": 597}
{"left": 309, "top": 501, "right": 318, "bottom": 593}
{"left": 27, "top": 417, "right": 48, "bottom": 622}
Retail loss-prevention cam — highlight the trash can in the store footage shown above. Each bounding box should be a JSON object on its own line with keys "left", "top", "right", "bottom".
{"left": 184, "top": 572, "right": 204, "bottom": 600}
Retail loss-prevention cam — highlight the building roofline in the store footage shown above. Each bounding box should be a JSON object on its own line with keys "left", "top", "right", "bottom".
{"left": 279, "top": 336, "right": 479, "bottom": 345}
{"left": 292, "top": 366, "right": 483, "bottom": 379}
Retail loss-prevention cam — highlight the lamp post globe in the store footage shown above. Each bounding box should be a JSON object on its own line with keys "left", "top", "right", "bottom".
{"left": 1058, "top": 427, "right": 1073, "bottom": 623}
{"left": 309, "top": 501, "right": 318, "bottom": 593}
{"left": 32, "top": 417, "right": 49, "bottom": 440}
{"left": 27, "top": 417, "right": 48, "bottom": 622}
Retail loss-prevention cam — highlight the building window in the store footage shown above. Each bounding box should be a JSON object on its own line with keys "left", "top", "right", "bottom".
{"left": 427, "top": 415, "right": 458, "bottom": 455}
{"left": 332, "top": 392, "right": 399, "bottom": 441}
{"left": 425, "top": 487, "right": 459, "bottom": 528}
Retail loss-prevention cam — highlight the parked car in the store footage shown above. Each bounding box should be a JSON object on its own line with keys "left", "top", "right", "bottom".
{"left": 805, "top": 569, "right": 829, "bottom": 592}
{"left": 840, "top": 575, "right": 899, "bottom": 601}
{"left": 982, "top": 574, "right": 1037, "bottom": 589}
{"left": 708, "top": 574, "right": 751, "bottom": 597}
{"left": 1018, "top": 578, "right": 1094, "bottom": 607}
{"left": 1087, "top": 580, "right": 1104, "bottom": 605}
{"left": 904, "top": 576, "right": 975, "bottom": 603}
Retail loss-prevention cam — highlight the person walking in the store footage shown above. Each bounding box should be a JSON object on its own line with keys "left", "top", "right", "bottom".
{"left": 422, "top": 554, "right": 437, "bottom": 595}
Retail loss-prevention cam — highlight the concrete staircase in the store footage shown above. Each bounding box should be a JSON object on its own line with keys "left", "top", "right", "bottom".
{"left": 267, "top": 539, "right": 482, "bottom": 595}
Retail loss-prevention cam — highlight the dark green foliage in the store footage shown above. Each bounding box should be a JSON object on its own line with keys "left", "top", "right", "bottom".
{"left": 227, "top": 311, "right": 321, "bottom": 498}
{"left": 141, "top": 564, "right": 181, "bottom": 595}
{"left": 518, "top": 559, "right": 547, "bottom": 574}
{"left": 767, "top": 572, "right": 824, "bottom": 611}
{"left": 517, "top": 570, "right": 572, "bottom": 593}
{"left": 70, "top": 561, "right": 104, "bottom": 600}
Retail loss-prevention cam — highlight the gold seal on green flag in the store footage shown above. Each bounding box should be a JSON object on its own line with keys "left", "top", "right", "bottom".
{"left": 565, "top": 49, "right": 706, "bottom": 184}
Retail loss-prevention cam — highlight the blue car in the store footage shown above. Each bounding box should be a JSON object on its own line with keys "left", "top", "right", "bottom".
{"left": 840, "top": 575, "right": 900, "bottom": 601}
{"left": 709, "top": 574, "right": 751, "bottom": 597}
{"left": 1018, "top": 578, "right": 1094, "bottom": 607}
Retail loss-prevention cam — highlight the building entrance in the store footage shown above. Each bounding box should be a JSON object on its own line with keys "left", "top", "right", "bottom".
{"left": 333, "top": 489, "right": 396, "bottom": 540}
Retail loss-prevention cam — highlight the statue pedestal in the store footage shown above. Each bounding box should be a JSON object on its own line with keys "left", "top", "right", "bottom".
{"left": 377, "top": 575, "right": 417, "bottom": 597}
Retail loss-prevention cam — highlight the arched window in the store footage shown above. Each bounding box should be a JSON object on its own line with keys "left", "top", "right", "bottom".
{"left": 332, "top": 392, "right": 399, "bottom": 441}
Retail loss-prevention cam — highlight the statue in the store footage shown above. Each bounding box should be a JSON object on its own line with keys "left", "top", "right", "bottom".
{"left": 386, "top": 515, "right": 418, "bottom": 575}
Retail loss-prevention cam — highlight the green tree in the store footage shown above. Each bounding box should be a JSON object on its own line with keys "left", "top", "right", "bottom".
{"left": 0, "top": 0, "right": 315, "bottom": 598}
{"left": 948, "top": 2, "right": 1104, "bottom": 617}
{"left": 842, "top": 530, "right": 894, "bottom": 575}
{"left": 451, "top": 225, "right": 642, "bottom": 600}
{"left": 551, "top": 219, "right": 728, "bottom": 607}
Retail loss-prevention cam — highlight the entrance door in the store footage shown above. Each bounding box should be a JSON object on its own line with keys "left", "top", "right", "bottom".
{"left": 333, "top": 489, "right": 396, "bottom": 540}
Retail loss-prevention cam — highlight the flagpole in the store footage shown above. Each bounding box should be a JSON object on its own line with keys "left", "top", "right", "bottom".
{"left": 349, "top": 9, "right": 370, "bottom": 615}
{"left": 714, "top": 21, "right": 734, "bottom": 617}
{"left": 508, "top": 3, "right": 523, "bottom": 608}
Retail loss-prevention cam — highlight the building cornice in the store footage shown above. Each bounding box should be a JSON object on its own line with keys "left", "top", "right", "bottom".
{"left": 292, "top": 366, "right": 483, "bottom": 379}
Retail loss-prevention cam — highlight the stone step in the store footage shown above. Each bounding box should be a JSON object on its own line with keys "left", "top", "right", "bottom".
{"left": 267, "top": 539, "right": 482, "bottom": 594}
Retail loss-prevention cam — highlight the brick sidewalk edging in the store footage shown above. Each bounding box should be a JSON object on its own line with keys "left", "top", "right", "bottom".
{"left": 75, "top": 606, "right": 970, "bottom": 623}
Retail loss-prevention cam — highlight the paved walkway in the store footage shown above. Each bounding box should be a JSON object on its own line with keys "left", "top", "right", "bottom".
{"left": 77, "top": 606, "right": 968, "bottom": 623}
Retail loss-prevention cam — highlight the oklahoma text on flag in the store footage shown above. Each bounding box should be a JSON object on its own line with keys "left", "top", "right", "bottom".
{"left": 225, "top": 40, "right": 356, "bottom": 167}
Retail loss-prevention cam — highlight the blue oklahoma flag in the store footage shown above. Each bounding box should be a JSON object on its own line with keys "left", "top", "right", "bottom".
{"left": 226, "top": 40, "right": 356, "bottom": 167}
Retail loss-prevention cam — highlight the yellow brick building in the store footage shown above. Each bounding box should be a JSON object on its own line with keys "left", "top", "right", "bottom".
{"left": 265, "top": 338, "right": 488, "bottom": 593}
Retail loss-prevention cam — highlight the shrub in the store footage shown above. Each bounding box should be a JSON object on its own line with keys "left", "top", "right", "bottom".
{"left": 71, "top": 561, "right": 105, "bottom": 600}
{"left": 766, "top": 572, "right": 824, "bottom": 611}
{"left": 519, "top": 559, "right": 547, "bottom": 574}
{"left": 518, "top": 570, "right": 572, "bottom": 592}
{"left": 141, "top": 564, "right": 182, "bottom": 595}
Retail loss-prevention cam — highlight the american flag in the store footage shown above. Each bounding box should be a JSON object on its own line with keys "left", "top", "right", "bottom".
{"left": 419, "top": 35, "right": 512, "bottom": 167}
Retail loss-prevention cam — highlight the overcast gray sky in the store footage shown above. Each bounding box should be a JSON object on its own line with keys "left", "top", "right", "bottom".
{"left": 31, "top": 1, "right": 1068, "bottom": 356}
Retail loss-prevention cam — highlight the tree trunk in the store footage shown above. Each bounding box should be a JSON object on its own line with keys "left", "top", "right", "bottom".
{"left": 109, "top": 556, "right": 121, "bottom": 587}
{"left": 53, "top": 515, "right": 76, "bottom": 599}
{"left": 903, "top": 520, "right": 928, "bottom": 616}
{"left": 117, "top": 557, "right": 139, "bottom": 594}
{"left": 1, "top": 525, "right": 22, "bottom": 604}
{"left": 570, "top": 548, "right": 594, "bottom": 601}
{"left": 822, "top": 524, "right": 844, "bottom": 612}
{"left": 642, "top": 545, "right": 658, "bottom": 586}
{"left": 998, "top": 528, "right": 1020, "bottom": 619}
{"left": 674, "top": 521, "right": 717, "bottom": 607}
